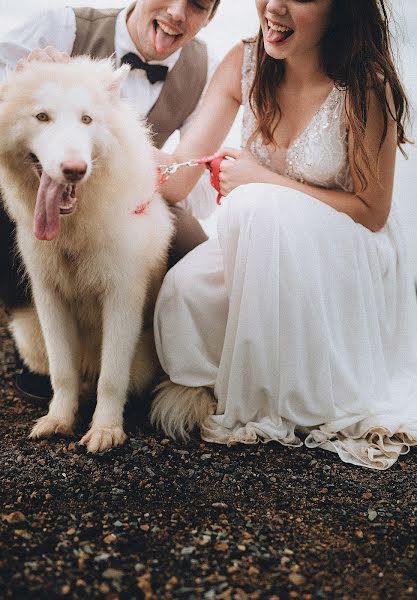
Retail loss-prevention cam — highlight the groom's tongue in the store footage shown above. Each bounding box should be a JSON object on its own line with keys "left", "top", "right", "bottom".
{"left": 34, "top": 171, "right": 65, "bottom": 241}
{"left": 155, "top": 22, "right": 179, "bottom": 53}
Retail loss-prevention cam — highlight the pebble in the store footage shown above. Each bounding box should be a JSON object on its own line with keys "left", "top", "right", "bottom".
{"left": 103, "top": 568, "right": 125, "bottom": 580}
{"left": 181, "top": 546, "right": 196, "bottom": 555}
{"left": 94, "top": 553, "right": 111, "bottom": 562}
{"left": 0, "top": 313, "right": 415, "bottom": 600}
{"left": 2, "top": 511, "right": 26, "bottom": 523}
{"left": 289, "top": 573, "right": 306, "bottom": 586}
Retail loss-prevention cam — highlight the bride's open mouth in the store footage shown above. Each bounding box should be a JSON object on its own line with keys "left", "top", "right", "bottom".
{"left": 29, "top": 153, "right": 78, "bottom": 216}
{"left": 266, "top": 20, "right": 295, "bottom": 44}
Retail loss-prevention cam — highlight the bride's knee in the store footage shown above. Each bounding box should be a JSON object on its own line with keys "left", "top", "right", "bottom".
{"left": 219, "top": 184, "right": 303, "bottom": 234}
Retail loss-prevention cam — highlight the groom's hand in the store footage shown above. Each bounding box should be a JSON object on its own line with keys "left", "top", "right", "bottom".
{"left": 16, "top": 47, "right": 70, "bottom": 71}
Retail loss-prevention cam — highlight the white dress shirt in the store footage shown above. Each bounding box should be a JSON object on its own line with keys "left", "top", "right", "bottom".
{"left": 0, "top": 6, "right": 219, "bottom": 218}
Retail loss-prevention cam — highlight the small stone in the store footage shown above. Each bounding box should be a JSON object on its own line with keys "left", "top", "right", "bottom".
{"left": 2, "top": 511, "right": 26, "bottom": 524}
{"left": 198, "top": 535, "right": 211, "bottom": 546}
{"left": 14, "top": 529, "right": 32, "bottom": 540}
{"left": 216, "top": 543, "right": 229, "bottom": 552}
{"left": 137, "top": 573, "right": 153, "bottom": 600}
{"left": 98, "top": 583, "right": 110, "bottom": 593}
{"left": 362, "top": 491, "right": 373, "bottom": 500}
{"left": 212, "top": 502, "right": 228, "bottom": 509}
{"left": 227, "top": 564, "right": 239, "bottom": 574}
{"left": 288, "top": 573, "right": 306, "bottom": 586}
{"left": 103, "top": 533, "right": 117, "bottom": 543}
{"left": 60, "top": 584, "right": 71, "bottom": 595}
{"left": 181, "top": 546, "right": 195, "bottom": 555}
{"left": 160, "top": 439, "right": 170, "bottom": 445}
{"left": 368, "top": 509, "right": 378, "bottom": 522}
{"left": 103, "top": 568, "right": 124, "bottom": 580}
{"left": 355, "top": 529, "right": 364, "bottom": 539}
{"left": 94, "top": 553, "right": 111, "bottom": 562}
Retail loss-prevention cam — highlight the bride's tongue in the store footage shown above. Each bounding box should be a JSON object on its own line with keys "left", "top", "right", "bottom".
{"left": 266, "top": 27, "right": 292, "bottom": 44}
{"left": 34, "top": 171, "right": 65, "bottom": 241}
{"left": 154, "top": 21, "right": 180, "bottom": 53}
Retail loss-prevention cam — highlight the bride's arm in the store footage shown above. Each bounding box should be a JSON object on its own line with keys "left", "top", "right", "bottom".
{"left": 156, "top": 42, "right": 244, "bottom": 203}
{"left": 218, "top": 87, "right": 397, "bottom": 233}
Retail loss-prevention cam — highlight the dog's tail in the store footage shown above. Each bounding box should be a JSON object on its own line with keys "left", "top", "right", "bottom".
{"left": 150, "top": 379, "right": 216, "bottom": 441}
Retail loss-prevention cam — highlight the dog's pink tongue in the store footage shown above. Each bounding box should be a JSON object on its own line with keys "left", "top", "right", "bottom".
{"left": 155, "top": 24, "right": 178, "bottom": 53}
{"left": 34, "top": 171, "right": 64, "bottom": 241}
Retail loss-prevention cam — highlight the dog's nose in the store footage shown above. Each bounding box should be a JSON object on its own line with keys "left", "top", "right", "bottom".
{"left": 61, "top": 161, "right": 87, "bottom": 182}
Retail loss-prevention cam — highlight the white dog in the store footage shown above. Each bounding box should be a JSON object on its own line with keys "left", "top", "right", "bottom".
{"left": 0, "top": 57, "right": 173, "bottom": 452}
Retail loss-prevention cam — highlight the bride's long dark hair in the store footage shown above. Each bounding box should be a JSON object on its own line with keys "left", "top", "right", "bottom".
{"left": 249, "top": 0, "right": 410, "bottom": 189}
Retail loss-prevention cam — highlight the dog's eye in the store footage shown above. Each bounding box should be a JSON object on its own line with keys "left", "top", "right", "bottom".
{"left": 81, "top": 115, "right": 93, "bottom": 125}
{"left": 35, "top": 112, "right": 49, "bottom": 122}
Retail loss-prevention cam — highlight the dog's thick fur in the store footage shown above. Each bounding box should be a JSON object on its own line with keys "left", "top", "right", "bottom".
{"left": 150, "top": 379, "right": 216, "bottom": 441}
{"left": 0, "top": 57, "right": 173, "bottom": 452}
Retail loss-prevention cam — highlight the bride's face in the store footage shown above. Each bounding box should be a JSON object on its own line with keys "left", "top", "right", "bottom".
{"left": 256, "top": 0, "right": 333, "bottom": 61}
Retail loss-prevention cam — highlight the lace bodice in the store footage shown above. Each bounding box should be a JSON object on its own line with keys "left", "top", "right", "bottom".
{"left": 241, "top": 41, "right": 353, "bottom": 193}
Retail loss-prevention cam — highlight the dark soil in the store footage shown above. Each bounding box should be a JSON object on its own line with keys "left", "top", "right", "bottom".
{"left": 1, "top": 307, "right": 416, "bottom": 600}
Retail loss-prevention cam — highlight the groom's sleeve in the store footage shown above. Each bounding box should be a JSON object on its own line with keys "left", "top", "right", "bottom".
{"left": 0, "top": 7, "right": 76, "bottom": 82}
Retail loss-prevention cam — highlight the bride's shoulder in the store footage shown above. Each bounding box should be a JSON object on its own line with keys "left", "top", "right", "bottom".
{"left": 220, "top": 38, "right": 257, "bottom": 76}
{"left": 221, "top": 40, "right": 245, "bottom": 68}
{"left": 215, "top": 41, "right": 245, "bottom": 83}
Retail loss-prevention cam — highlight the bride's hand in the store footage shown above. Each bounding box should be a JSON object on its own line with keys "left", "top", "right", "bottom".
{"left": 217, "top": 148, "right": 271, "bottom": 197}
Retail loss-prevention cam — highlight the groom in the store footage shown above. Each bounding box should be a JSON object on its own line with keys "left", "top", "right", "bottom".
{"left": 0, "top": 0, "right": 220, "bottom": 399}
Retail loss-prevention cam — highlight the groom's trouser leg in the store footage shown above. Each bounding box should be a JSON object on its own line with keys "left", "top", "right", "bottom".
{"left": 0, "top": 193, "right": 31, "bottom": 311}
{"left": 168, "top": 204, "right": 208, "bottom": 269}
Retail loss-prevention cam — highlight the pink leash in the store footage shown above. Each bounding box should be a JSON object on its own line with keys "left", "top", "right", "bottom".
{"left": 133, "top": 155, "right": 225, "bottom": 215}
{"left": 157, "top": 155, "right": 225, "bottom": 205}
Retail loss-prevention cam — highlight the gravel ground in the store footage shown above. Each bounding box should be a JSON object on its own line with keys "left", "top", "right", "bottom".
{"left": 1, "top": 308, "right": 417, "bottom": 600}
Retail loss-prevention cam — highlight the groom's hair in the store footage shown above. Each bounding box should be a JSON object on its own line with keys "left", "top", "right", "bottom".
{"left": 211, "top": 0, "right": 221, "bottom": 17}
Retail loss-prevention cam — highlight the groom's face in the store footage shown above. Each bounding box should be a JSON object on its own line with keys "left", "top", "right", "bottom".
{"left": 128, "top": 0, "right": 218, "bottom": 62}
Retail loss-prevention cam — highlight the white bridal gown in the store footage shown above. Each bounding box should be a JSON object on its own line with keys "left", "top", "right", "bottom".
{"left": 154, "top": 41, "right": 417, "bottom": 469}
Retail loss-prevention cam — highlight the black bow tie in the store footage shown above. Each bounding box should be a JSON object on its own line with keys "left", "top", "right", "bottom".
{"left": 121, "top": 52, "right": 169, "bottom": 84}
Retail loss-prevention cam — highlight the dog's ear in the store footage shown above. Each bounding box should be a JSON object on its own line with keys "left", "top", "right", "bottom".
{"left": 107, "top": 64, "right": 130, "bottom": 99}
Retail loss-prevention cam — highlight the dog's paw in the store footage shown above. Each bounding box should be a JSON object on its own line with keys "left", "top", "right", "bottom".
{"left": 79, "top": 426, "right": 127, "bottom": 453}
{"left": 29, "top": 415, "right": 74, "bottom": 439}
